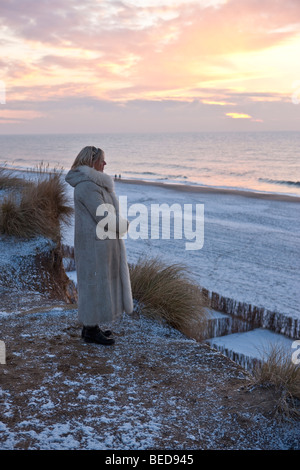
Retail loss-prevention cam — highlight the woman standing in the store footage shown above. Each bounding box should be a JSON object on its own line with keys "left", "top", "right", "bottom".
{"left": 65, "top": 146, "right": 133, "bottom": 345}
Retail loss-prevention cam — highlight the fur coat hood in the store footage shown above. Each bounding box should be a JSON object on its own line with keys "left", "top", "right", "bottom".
{"left": 66, "top": 166, "right": 128, "bottom": 238}
{"left": 65, "top": 165, "right": 114, "bottom": 192}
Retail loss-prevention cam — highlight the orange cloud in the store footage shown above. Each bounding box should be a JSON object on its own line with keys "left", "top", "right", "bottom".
{"left": 202, "top": 100, "right": 236, "bottom": 106}
{"left": 226, "top": 112, "right": 252, "bottom": 119}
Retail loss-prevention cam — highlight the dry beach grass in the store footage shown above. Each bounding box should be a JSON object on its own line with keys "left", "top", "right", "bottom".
{"left": 251, "top": 344, "right": 300, "bottom": 418}
{"left": 129, "top": 258, "right": 207, "bottom": 336}
{"left": 0, "top": 165, "right": 73, "bottom": 241}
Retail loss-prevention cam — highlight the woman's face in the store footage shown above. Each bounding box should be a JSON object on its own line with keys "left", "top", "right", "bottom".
{"left": 93, "top": 153, "right": 106, "bottom": 172}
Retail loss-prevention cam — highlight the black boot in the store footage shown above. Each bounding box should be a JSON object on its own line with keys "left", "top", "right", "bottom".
{"left": 81, "top": 326, "right": 112, "bottom": 339}
{"left": 82, "top": 325, "right": 115, "bottom": 345}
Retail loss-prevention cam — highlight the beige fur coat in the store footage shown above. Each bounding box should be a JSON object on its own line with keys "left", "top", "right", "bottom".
{"left": 65, "top": 165, "right": 133, "bottom": 325}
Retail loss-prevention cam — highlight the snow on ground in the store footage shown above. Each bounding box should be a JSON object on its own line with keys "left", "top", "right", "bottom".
{"left": 207, "top": 328, "right": 296, "bottom": 371}
{"left": 1, "top": 307, "right": 299, "bottom": 450}
{"left": 209, "top": 328, "right": 294, "bottom": 359}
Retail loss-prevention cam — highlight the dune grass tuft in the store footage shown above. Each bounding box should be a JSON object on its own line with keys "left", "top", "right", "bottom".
{"left": 251, "top": 343, "right": 300, "bottom": 418}
{"left": 0, "top": 166, "right": 30, "bottom": 190}
{"left": 129, "top": 257, "right": 207, "bottom": 336}
{"left": 0, "top": 166, "right": 73, "bottom": 241}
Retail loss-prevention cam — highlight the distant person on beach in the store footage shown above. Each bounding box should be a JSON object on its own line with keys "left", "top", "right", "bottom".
{"left": 65, "top": 146, "right": 133, "bottom": 345}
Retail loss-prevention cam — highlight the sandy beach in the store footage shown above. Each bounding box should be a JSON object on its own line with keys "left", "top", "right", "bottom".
{"left": 115, "top": 177, "right": 300, "bottom": 203}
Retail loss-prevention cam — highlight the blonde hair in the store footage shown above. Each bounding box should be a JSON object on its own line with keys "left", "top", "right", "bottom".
{"left": 71, "top": 146, "right": 104, "bottom": 170}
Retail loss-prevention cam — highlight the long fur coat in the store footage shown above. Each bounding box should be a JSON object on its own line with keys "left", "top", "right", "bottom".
{"left": 65, "top": 165, "right": 133, "bottom": 325}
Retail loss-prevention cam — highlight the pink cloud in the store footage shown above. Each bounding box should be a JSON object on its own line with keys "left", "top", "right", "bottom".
{"left": 1, "top": 0, "right": 299, "bottom": 132}
{"left": 2, "top": 0, "right": 299, "bottom": 54}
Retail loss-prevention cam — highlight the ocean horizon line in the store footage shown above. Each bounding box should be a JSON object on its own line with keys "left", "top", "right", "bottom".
{"left": 1, "top": 130, "right": 300, "bottom": 136}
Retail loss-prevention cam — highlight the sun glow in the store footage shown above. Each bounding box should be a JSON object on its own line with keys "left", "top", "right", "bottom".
{"left": 226, "top": 113, "right": 252, "bottom": 119}
{"left": 202, "top": 100, "right": 236, "bottom": 106}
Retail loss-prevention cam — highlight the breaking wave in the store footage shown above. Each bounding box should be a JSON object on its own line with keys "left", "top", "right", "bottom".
{"left": 259, "top": 178, "right": 300, "bottom": 188}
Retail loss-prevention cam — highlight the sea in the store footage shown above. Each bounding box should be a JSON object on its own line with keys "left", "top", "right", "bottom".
{"left": 0, "top": 131, "right": 300, "bottom": 198}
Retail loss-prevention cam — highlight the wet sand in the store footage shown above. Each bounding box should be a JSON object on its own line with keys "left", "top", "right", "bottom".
{"left": 114, "top": 177, "right": 300, "bottom": 203}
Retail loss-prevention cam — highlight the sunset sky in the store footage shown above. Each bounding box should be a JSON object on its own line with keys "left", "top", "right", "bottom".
{"left": 0, "top": 0, "right": 300, "bottom": 133}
